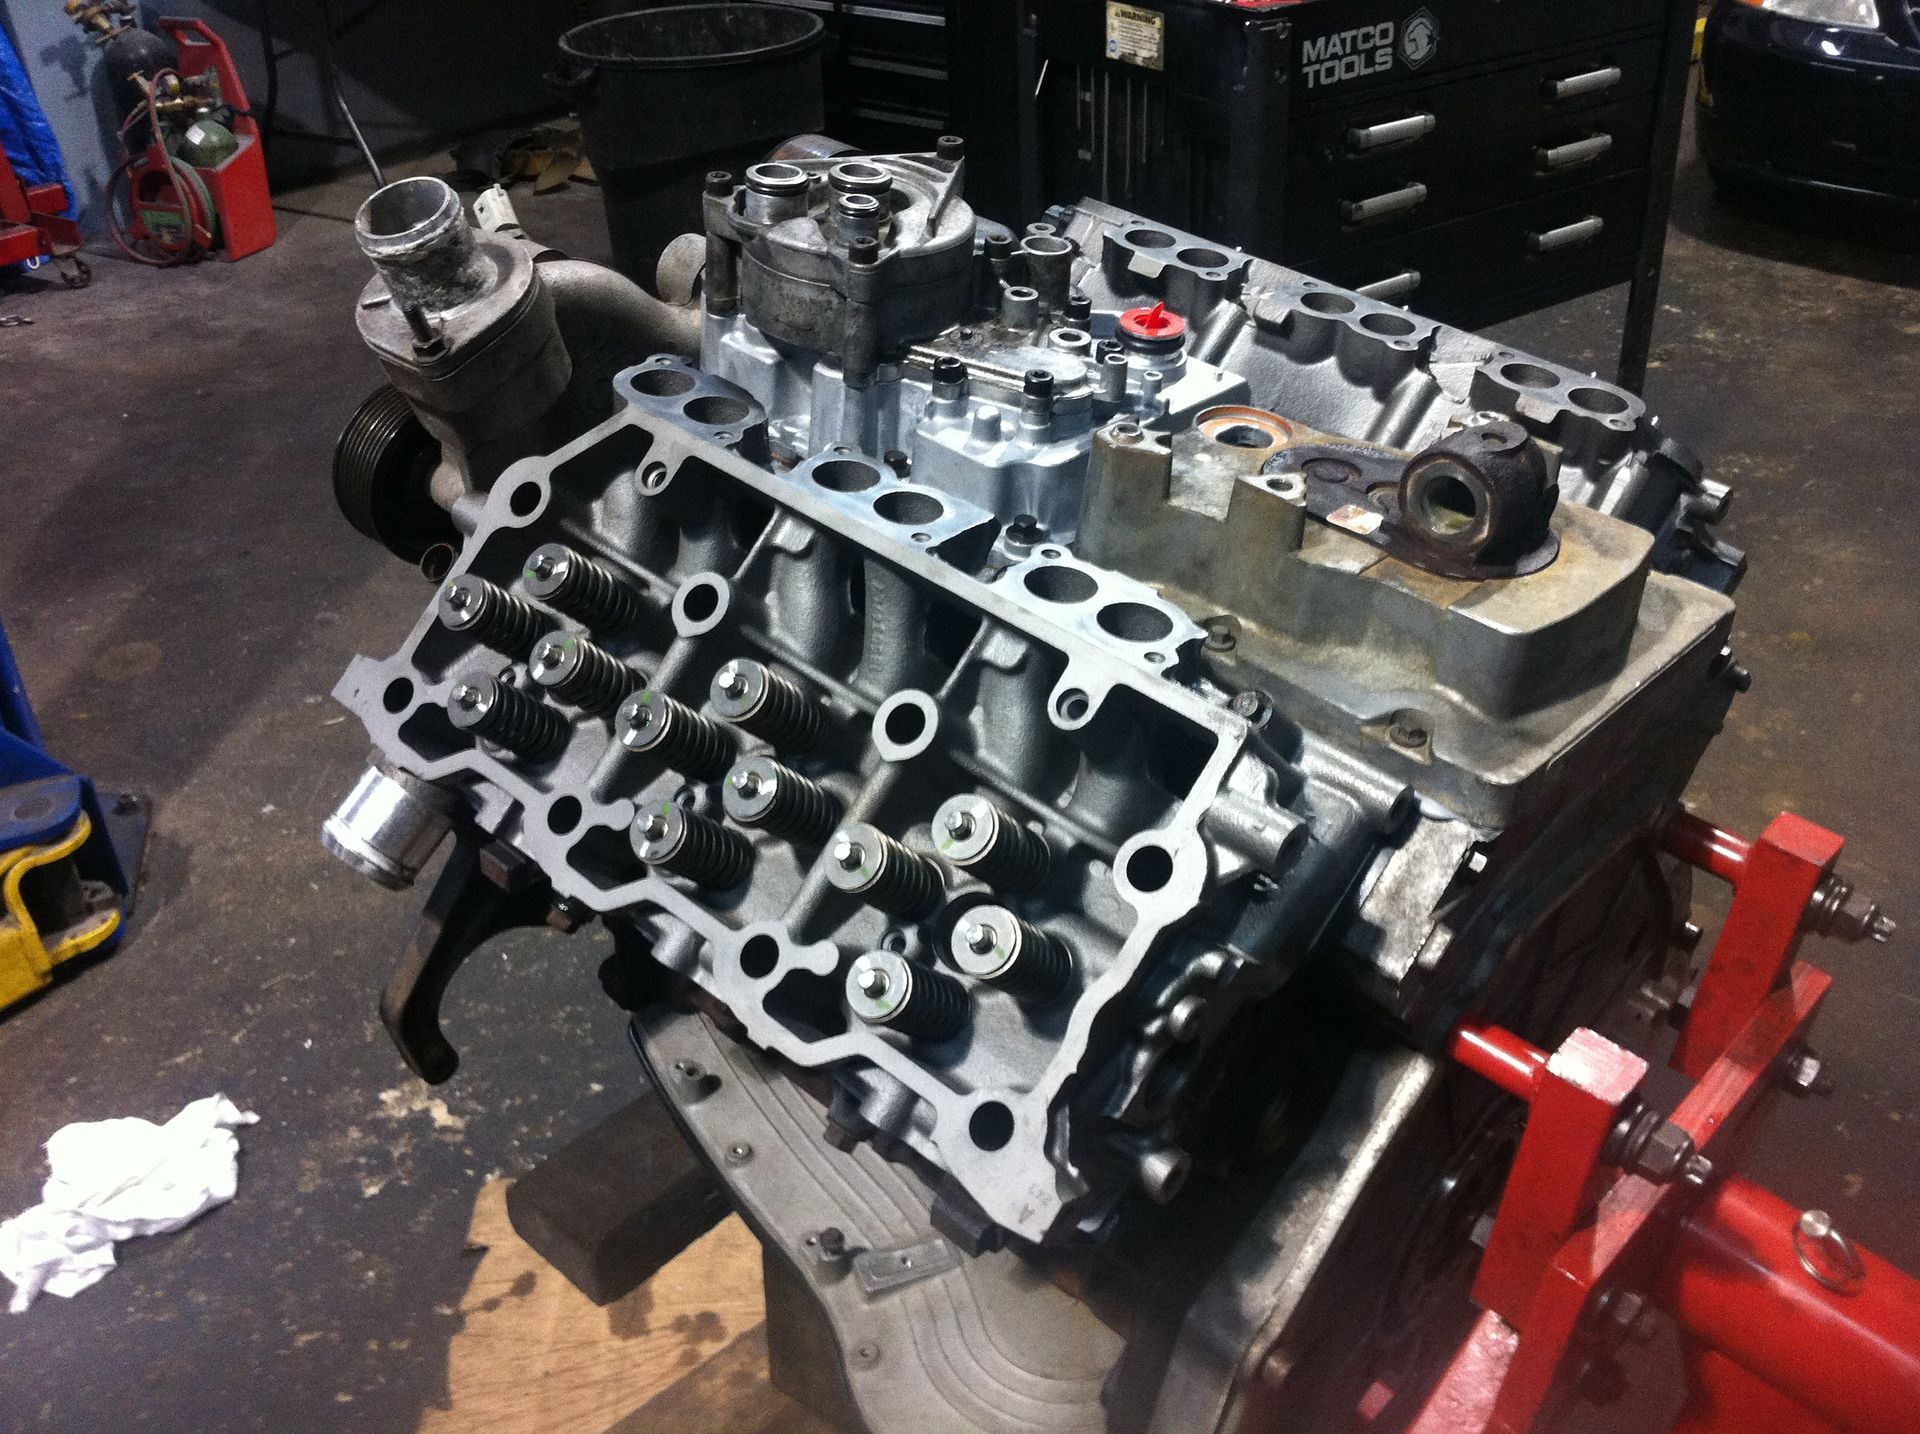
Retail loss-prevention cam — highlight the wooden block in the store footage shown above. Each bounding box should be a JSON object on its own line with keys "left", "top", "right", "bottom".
{"left": 603, "top": 1324, "right": 838, "bottom": 1434}
{"left": 425, "top": 1177, "right": 769, "bottom": 1434}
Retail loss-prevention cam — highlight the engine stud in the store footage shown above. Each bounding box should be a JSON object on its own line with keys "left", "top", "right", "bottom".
{"left": 436, "top": 574, "right": 545, "bottom": 657}
{"left": 616, "top": 689, "right": 735, "bottom": 780}
{"left": 723, "top": 756, "right": 840, "bottom": 845}
{"left": 632, "top": 801, "right": 752, "bottom": 889}
{"left": 446, "top": 673, "right": 568, "bottom": 761}
{"left": 825, "top": 822, "right": 944, "bottom": 919}
{"left": 933, "top": 794, "right": 1051, "bottom": 893}
{"left": 710, "top": 658, "right": 822, "bottom": 751}
{"left": 846, "top": 950, "right": 968, "bottom": 1042}
{"left": 948, "top": 904, "right": 1072, "bottom": 1003}
{"left": 528, "top": 630, "right": 640, "bottom": 716}
{"left": 522, "top": 542, "right": 644, "bottom": 635}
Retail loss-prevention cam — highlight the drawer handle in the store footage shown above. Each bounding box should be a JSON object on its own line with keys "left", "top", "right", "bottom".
{"left": 1546, "top": 65, "right": 1622, "bottom": 102}
{"left": 1342, "top": 183, "right": 1428, "bottom": 225}
{"left": 1357, "top": 269, "right": 1422, "bottom": 301}
{"left": 1537, "top": 133, "right": 1614, "bottom": 172}
{"left": 1346, "top": 112, "right": 1438, "bottom": 154}
{"left": 1528, "top": 216, "right": 1605, "bottom": 254}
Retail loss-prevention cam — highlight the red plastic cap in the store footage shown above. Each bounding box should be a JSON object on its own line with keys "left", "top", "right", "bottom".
{"left": 1118, "top": 302, "right": 1186, "bottom": 342}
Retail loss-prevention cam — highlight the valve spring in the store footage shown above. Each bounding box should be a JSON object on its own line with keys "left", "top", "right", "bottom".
{"left": 528, "top": 630, "right": 640, "bottom": 717}
{"left": 709, "top": 658, "right": 822, "bottom": 752}
{"left": 616, "top": 689, "right": 736, "bottom": 781}
{"left": 932, "top": 794, "right": 1051, "bottom": 893}
{"left": 437, "top": 574, "right": 546, "bottom": 658}
{"left": 723, "top": 756, "right": 841, "bottom": 845}
{"left": 847, "top": 950, "right": 969, "bottom": 1042}
{"left": 632, "top": 801, "right": 752, "bottom": 890}
{"left": 825, "top": 822, "right": 945, "bottom": 919}
{"left": 522, "top": 542, "right": 644, "bottom": 635}
{"left": 446, "top": 673, "right": 569, "bottom": 761}
{"left": 949, "top": 904, "right": 1072, "bottom": 1003}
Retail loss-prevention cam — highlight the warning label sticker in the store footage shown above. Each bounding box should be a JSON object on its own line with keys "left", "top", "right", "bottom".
{"left": 1106, "top": 3, "right": 1165, "bottom": 72}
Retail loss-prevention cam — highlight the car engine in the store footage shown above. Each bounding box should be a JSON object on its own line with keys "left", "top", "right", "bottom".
{"left": 323, "top": 143, "right": 1779, "bottom": 1431}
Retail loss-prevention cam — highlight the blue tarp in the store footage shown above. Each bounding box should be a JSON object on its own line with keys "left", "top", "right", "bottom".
{"left": 1, "top": 19, "right": 73, "bottom": 208}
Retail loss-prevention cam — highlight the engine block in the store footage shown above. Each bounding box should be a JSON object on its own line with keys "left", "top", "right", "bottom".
{"left": 327, "top": 152, "right": 1743, "bottom": 1258}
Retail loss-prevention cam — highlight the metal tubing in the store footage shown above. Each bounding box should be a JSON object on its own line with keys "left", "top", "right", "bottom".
{"left": 1663, "top": 1176, "right": 1920, "bottom": 1434}
{"left": 1449, "top": 1021, "right": 1548, "bottom": 1101}
{"left": 1664, "top": 810, "right": 1752, "bottom": 885}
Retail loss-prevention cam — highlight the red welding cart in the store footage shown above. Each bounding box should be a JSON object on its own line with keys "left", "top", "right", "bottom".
{"left": 107, "top": 16, "right": 274, "bottom": 264}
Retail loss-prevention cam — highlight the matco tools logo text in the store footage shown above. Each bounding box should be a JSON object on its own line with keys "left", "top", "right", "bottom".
{"left": 1300, "top": 10, "right": 1438, "bottom": 89}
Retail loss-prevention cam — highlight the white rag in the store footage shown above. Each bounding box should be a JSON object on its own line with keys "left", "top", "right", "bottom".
{"left": 0, "top": 1094, "right": 258, "bottom": 1313}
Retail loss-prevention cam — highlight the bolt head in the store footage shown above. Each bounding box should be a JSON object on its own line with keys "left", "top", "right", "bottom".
{"left": 963, "top": 922, "right": 997, "bottom": 954}
{"left": 1631, "top": 1120, "right": 1697, "bottom": 1183}
{"left": 833, "top": 836, "right": 864, "bottom": 871}
{"left": 717, "top": 662, "right": 748, "bottom": 699}
{"left": 452, "top": 684, "right": 482, "bottom": 710}
{"left": 1784, "top": 1048, "right": 1825, "bottom": 1094}
{"left": 1167, "top": 994, "right": 1209, "bottom": 1043}
{"left": 944, "top": 809, "right": 976, "bottom": 840}
{"left": 735, "top": 770, "right": 763, "bottom": 800}
{"left": 857, "top": 966, "right": 890, "bottom": 998}
{"left": 1137, "top": 1147, "right": 1191, "bottom": 1204}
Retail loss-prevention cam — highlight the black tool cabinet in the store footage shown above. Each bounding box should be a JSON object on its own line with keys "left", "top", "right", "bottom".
{"left": 758, "top": 0, "right": 1697, "bottom": 391}
{"left": 758, "top": 0, "right": 954, "bottom": 151}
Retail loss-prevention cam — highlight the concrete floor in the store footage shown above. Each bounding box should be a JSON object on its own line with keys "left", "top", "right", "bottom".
{"left": 1, "top": 106, "right": 1916, "bottom": 1431}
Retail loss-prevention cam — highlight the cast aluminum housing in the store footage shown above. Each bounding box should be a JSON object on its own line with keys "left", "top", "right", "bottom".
{"left": 326, "top": 157, "right": 1743, "bottom": 1258}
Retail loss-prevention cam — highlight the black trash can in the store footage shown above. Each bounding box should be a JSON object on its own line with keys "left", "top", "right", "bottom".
{"left": 557, "top": 4, "right": 826, "bottom": 288}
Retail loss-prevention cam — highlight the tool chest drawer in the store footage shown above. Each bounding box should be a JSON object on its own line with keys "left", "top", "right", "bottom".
{"left": 1289, "top": 32, "right": 1666, "bottom": 165}
{"left": 763, "top": 0, "right": 951, "bottom": 149}
{"left": 1299, "top": 168, "right": 1650, "bottom": 325}
{"left": 1284, "top": 95, "right": 1655, "bottom": 257}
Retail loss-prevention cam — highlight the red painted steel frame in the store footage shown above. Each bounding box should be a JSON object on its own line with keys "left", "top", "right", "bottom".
{"left": 1665, "top": 811, "right": 1842, "bottom": 1078}
{"left": 153, "top": 16, "right": 275, "bottom": 261}
{"left": 0, "top": 144, "right": 81, "bottom": 268}
{"left": 1416, "top": 968, "right": 1830, "bottom": 1433}
{"left": 1412, "top": 809, "right": 1920, "bottom": 1433}
{"left": 1664, "top": 1177, "right": 1920, "bottom": 1434}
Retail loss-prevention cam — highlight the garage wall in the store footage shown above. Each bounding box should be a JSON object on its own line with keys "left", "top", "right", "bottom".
{"left": 0, "top": 0, "right": 122, "bottom": 233}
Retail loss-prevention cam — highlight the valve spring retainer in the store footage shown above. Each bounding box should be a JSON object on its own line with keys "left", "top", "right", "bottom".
{"left": 950, "top": 904, "right": 1073, "bottom": 1003}
{"left": 723, "top": 756, "right": 841, "bottom": 845}
{"left": 523, "top": 542, "right": 644, "bottom": 635}
{"left": 446, "top": 673, "right": 568, "bottom": 761}
{"left": 529, "top": 630, "right": 640, "bottom": 716}
{"left": 633, "top": 801, "right": 753, "bottom": 889}
{"left": 933, "top": 793, "right": 1050, "bottom": 893}
{"left": 710, "top": 658, "right": 822, "bottom": 752}
{"left": 617, "top": 689, "right": 736, "bottom": 781}
{"left": 826, "top": 822, "right": 945, "bottom": 918}
{"left": 847, "top": 950, "right": 969, "bottom": 1041}
{"left": 437, "top": 574, "right": 546, "bottom": 657}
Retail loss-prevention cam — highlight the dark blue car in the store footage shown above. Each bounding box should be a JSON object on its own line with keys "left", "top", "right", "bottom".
{"left": 1697, "top": 0, "right": 1920, "bottom": 206}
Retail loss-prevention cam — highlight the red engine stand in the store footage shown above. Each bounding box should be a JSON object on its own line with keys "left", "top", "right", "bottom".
{"left": 1408, "top": 809, "right": 1920, "bottom": 1434}
{"left": 141, "top": 17, "right": 274, "bottom": 261}
{"left": 0, "top": 143, "right": 86, "bottom": 281}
